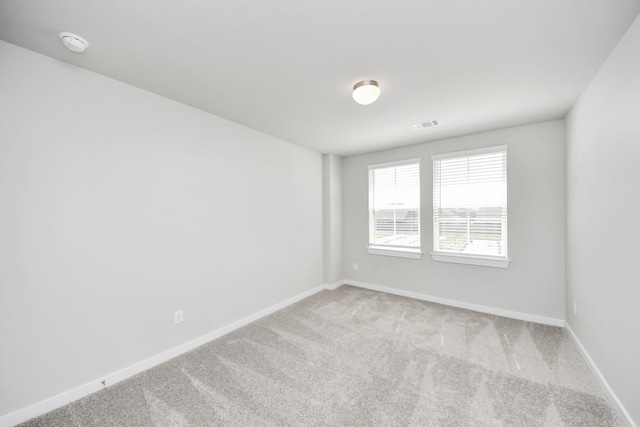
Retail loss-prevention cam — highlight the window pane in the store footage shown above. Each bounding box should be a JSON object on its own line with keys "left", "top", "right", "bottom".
{"left": 433, "top": 149, "right": 507, "bottom": 258}
{"left": 369, "top": 161, "right": 420, "bottom": 249}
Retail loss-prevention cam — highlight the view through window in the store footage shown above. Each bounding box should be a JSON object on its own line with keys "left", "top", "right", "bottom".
{"left": 432, "top": 146, "right": 507, "bottom": 261}
{"left": 368, "top": 159, "right": 420, "bottom": 252}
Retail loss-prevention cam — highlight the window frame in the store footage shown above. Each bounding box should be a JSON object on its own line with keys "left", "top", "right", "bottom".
{"left": 367, "top": 158, "right": 422, "bottom": 259}
{"left": 431, "top": 145, "right": 510, "bottom": 268}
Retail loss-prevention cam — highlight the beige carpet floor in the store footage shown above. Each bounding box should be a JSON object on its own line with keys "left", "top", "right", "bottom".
{"left": 20, "top": 285, "right": 622, "bottom": 426}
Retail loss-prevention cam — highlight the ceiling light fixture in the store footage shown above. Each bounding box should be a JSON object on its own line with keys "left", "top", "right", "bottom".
{"left": 352, "top": 80, "right": 380, "bottom": 105}
{"left": 59, "top": 32, "right": 89, "bottom": 53}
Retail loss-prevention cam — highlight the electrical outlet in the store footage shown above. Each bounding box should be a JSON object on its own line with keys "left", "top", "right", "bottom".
{"left": 573, "top": 301, "right": 577, "bottom": 315}
{"left": 353, "top": 263, "right": 358, "bottom": 270}
{"left": 174, "top": 309, "right": 184, "bottom": 324}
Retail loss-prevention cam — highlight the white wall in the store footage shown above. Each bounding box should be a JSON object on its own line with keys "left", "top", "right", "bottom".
{"left": 0, "top": 41, "right": 323, "bottom": 417}
{"left": 565, "top": 14, "right": 640, "bottom": 425}
{"left": 343, "top": 121, "right": 566, "bottom": 320}
{"left": 322, "top": 154, "right": 343, "bottom": 284}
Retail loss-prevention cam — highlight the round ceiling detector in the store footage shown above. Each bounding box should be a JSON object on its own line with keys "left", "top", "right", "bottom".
{"left": 59, "top": 32, "right": 89, "bottom": 53}
{"left": 352, "top": 80, "right": 380, "bottom": 105}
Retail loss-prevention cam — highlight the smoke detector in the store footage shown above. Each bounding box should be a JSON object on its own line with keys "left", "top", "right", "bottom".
{"left": 412, "top": 119, "right": 441, "bottom": 130}
{"left": 59, "top": 32, "right": 89, "bottom": 53}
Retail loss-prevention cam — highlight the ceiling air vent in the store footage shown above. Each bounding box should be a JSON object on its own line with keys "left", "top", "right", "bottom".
{"left": 412, "top": 119, "right": 441, "bottom": 130}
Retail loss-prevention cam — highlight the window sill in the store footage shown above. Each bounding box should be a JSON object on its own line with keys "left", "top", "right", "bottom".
{"left": 431, "top": 252, "right": 510, "bottom": 268}
{"left": 368, "top": 246, "right": 422, "bottom": 259}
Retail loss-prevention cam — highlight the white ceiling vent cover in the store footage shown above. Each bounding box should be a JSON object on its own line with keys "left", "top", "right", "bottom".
{"left": 412, "top": 119, "right": 441, "bottom": 130}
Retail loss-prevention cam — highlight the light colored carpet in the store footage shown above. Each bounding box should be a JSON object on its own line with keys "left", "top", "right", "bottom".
{"left": 20, "top": 285, "right": 622, "bottom": 426}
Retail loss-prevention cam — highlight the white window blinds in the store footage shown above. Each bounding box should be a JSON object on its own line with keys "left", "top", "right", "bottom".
{"left": 432, "top": 146, "right": 507, "bottom": 260}
{"left": 368, "top": 159, "right": 421, "bottom": 250}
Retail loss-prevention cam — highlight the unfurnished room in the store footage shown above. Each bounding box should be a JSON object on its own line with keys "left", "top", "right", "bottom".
{"left": 0, "top": 1, "right": 639, "bottom": 426}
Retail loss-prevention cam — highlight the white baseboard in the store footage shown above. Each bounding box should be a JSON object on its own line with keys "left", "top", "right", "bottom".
{"left": 0, "top": 283, "right": 330, "bottom": 427}
{"left": 343, "top": 279, "right": 565, "bottom": 327}
{"left": 565, "top": 324, "right": 636, "bottom": 427}
{"left": 325, "top": 279, "right": 344, "bottom": 290}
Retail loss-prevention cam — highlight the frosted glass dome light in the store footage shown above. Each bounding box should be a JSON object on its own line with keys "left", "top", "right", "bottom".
{"left": 352, "top": 80, "right": 380, "bottom": 105}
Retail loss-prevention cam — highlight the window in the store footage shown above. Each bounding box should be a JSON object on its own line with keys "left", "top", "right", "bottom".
{"left": 432, "top": 146, "right": 509, "bottom": 268}
{"left": 368, "top": 158, "right": 421, "bottom": 259}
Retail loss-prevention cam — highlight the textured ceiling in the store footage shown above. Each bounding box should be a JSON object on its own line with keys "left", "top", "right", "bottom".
{"left": 1, "top": 0, "right": 639, "bottom": 156}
